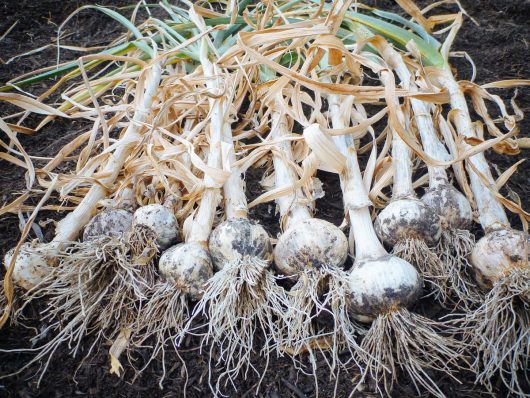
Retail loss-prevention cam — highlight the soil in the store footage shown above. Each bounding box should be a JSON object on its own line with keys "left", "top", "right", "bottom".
{"left": 0, "top": 1, "right": 528, "bottom": 397}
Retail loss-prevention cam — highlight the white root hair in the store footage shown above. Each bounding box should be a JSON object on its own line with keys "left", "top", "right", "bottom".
{"left": 0, "top": 237, "right": 155, "bottom": 385}
{"left": 127, "top": 225, "right": 159, "bottom": 265}
{"left": 355, "top": 308, "right": 464, "bottom": 398}
{"left": 436, "top": 229, "right": 481, "bottom": 308}
{"left": 281, "top": 267, "right": 364, "bottom": 379}
{"left": 393, "top": 238, "right": 449, "bottom": 301}
{"left": 193, "top": 256, "right": 286, "bottom": 391}
{"left": 130, "top": 282, "right": 190, "bottom": 388}
{"left": 461, "top": 268, "right": 530, "bottom": 397}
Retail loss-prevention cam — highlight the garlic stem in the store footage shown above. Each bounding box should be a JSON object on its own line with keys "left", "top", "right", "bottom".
{"left": 327, "top": 93, "right": 387, "bottom": 260}
{"left": 411, "top": 100, "right": 450, "bottom": 189}
{"left": 221, "top": 102, "right": 248, "bottom": 220}
{"left": 349, "top": 207, "right": 388, "bottom": 260}
{"left": 379, "top": 44, "right": 451, "bottom": 190}
{"left": 391, "top": 135, "right": 415, "bottom": 198}
{"left": 379, "top": 70, "right": 415, "bottom": 199}
{"left": 187, "top": 48, "right": 224, "bottom": 244}
{"left": 52, "top": 60, "right": 163, "bottom": 249}
{"left": 270, "top": 98, "right": 311, "bottom": 228}
{"left": 437, "top": 71, "right": 509, "bottom": 231}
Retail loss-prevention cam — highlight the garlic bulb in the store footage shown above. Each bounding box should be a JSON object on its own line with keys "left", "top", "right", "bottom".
{"left": 346, "top": 255, "right": 422, "bottom": 323}
{"left": 422, "top": 185, "right": 472, "bottom": 230}
{"left": 83, "top": 208, "right": 133, "bottom": 242}
{"left": 274, "top": 218, "right": 348, "bottom": 277}
{"left": 158, "top": 242, "right": 213, "bottom": 301}
{"left": 375, "top": 198, "right": 441, "bottom": 247}
{"left": 470, "top": 228, "right": 529, "bottom": 289}
{"left": 4, "top": 243, "right": 50, "bottom": 290}
{"left": 209, "top": 218, "right": 272, "bottom": 271}
{"left": 132, "top": 204, "right": 179, "bottom": 250}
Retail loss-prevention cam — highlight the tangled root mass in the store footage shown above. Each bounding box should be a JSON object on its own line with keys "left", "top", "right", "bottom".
{"left": 1, "top": 237, "right": 156, "bottom": 384}
{"left": 281, "top": 267, "right": 364, "bottom": 380}
{"left": 394, "top": 238, "right": 449, "bottom": 301}
{"left": 436, "top": 229, "right": 481, "bottom": 308}
{"left": 461, "top": 268, "right": 530, "bottom": 397}
{"left": 130, "top": 282, "right": 190, "bottom": 388}
{"left": 192, "top": 256, "right": 287, "bottom": 392}
{"left": 357, "top": 308, "right": 463, "bottom": 398}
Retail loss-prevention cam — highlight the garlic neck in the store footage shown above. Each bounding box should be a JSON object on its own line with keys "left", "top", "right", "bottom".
{"left": 328, "top": 92, "right": 387, "bottom": 260}
{"left": 437, "top": 70, "right": 509, "bottom": 231}
{"left": 388, "top": 53, "right": 451, "bottom": 191}
{"left": 189, "top": 60, "right": 224, "bottom": 243}
{"left": 409, "top": 97, "right": 450, "bottom": 189}
{"left": 349, "top": 206, "right": 388, "bottom": 260}
{"left": 270, "top": 103, "right": 312, "bottom": 227}
{"left": 221, "top": 106, "right": 249, "bottom": 220}
{"left": 392, "top": 135, "right": 415, "bottom": 199}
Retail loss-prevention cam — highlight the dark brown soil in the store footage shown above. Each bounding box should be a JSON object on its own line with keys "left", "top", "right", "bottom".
{"left": 0, "top": 1, "right": 528, "bottom": 397}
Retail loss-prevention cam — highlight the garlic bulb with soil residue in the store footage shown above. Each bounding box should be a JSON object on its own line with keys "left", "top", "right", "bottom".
{"left": 266, "top": 97, "right": 349, "bottom": 370}
{"left": 132, "top": 204, "right": 178, "bottom": 250}
{"left": 422, "top": 183, "right": 478, "bottom": 304}
{"left": 422, "top": 185, "right": 472, "bottom": 232}
{"left": 209, "top": 218, "right": 272, "bottom": 271}
{"left": 346, "top": 255, "right": 421, "bottom": 322}
{"left": 82, "top": 208, "right": 133, "bottom": 242}
{"left": 4, "top": 243, "right": 50, "bottom": 291}
{"left": 186, "top": 35, "right": 286, "bottom": 387}
{"left": 158, "top": 242, "right": 213, "bottom": 301}
{"left": 470, "top": 229, "right": 529, "bottom": 290}
{"left": 465, "top": 225, "right": 529, "bottom": 398}
{"left": 374, "top": 68, "right": 445, "bottom": 294}
{"left": 375, "top": 198, "right": 441, "bottom": 247}
{"left": 274, "top": 218, "right": 348, "bottom": 277}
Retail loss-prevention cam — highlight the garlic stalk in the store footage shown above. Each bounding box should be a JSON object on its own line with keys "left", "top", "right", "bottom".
{"left": 269, "top": 91, "right": 349, "bottom": 371}
{"left": 3, "top": 55, "right": 163, "bottom": 291}
{"left": 130, "top": 39, "right": 228, "bottom": 384}
{"left": 155, "top": 38, "right": 223, "bottom": 304}
{"left": 375, "top": 41, "right": 476, "bottom": 306}
{"left": 373, "top": 67, "right": 445, "bottom": 294}
{"left": 308, "top": 111, "right": 460, "bottom": 397}
{"left": 53, "top": 61, "right": 164, "bottom": 248}
{"left": 188, "top": 42, "right": 285, "bottom": 386}
{"left": 435, "top": 63, "right": 529, "bottom": 398}
{"left": 437, "top": 72, "right": 509, "bottom": 231}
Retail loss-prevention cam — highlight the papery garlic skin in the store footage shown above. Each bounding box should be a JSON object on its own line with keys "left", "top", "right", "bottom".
{"left": 4, "top": 243, "right": 50, "bottom": 291}
{"left": 274, "top": 218, "right": 348, "bottom": 277}
{"left": 158, "top": 242, "right": 213, "bottom": 301}
{"left": 133, "top": 204, "right": 179, "bottom": 250}
{"left": 83, "top": 208, "right": 133, "bottom": 242}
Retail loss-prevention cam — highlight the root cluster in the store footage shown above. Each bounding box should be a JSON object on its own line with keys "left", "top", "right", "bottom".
{"left": 461, "top": 268, "right": 530, "bottom": 397}
{"left": 3, "top": 238, "right": 156, "bottom": 384}
{"left": 358, "top": 309, "right": 463, "bottom": 398}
